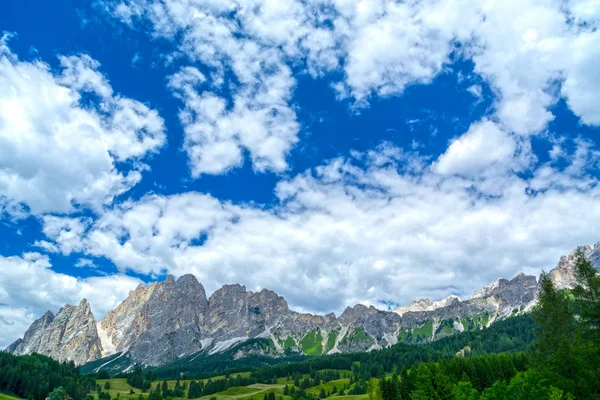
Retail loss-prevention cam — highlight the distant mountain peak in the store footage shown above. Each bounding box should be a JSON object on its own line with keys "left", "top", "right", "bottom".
{"left": 6, "top": 241, "right": 599, "bottom": 370}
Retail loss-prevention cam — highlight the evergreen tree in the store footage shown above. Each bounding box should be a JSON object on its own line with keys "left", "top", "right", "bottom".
{"left": 104, "top": 382, "right": 111, "bottom": 390}
{"left": 49, "top": 387, "right": 68, "bottom": 400}
{"left": 533, "top": 272, "right": 580, "bottom": 394}
{"left": 573, "top": 247, "right": 600, "bottom": 344}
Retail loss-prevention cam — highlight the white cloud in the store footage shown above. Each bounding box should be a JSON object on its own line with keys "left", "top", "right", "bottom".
{"left": 100, "top": 0, "right": 600, "bottom": 181}
{"left": 561, "top": 30, "right": 600, "bottom": 126}
{"left": 0, "top": 252, "right": 142, "bottom": 348}
{"left": 75, "top": 258, "right": 97, "bottom": 269}
{"left": 0, "top": 37, "right": 165, "bottom": 215}
{"left": 39, "top": 134, "right": 600, "bottom": 315}
{"left": 168, "top": 65, "right": 299, "bottom": 175}
{"left": 434, "top": 120, "right": 520, "bottom": 177}
{"left": 467, "top": 85, "right": 483, "bottom": 99}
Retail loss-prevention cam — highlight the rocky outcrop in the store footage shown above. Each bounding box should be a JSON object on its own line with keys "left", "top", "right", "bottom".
{"left": 99, "top": 274, "right": 209, "bottom": 366}
{"left": 394, "top": 296, "right": 462, "bottom": 316}
{"left": 548, "top": 242, "right": 600, "bottom": 290}
{"left": 6, "top": 300, "right": 101, "bottom": 364}
{"left": 6, "top": 241, "right": 599, "bottom": 368}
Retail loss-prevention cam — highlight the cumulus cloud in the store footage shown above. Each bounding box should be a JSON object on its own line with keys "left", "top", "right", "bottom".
{"left": 3, "top": 0, "right": 600, "bottom": 346}
{"left": 0, "top": 36, "right": 165, "bottom": 215}
{"left": 99, "top": 0, "right": 600, "bottom": 180}
{"left": 39, "top": 132, "right": 600, "bottom": 315}
{"left": 168, "top": 65, "right": 299, "bottom": 175}
{"left": 434, "top": 120, "right": 521, "bottom": 177}
{"left": 0, "top": 252, "right": 142, "bottom": 348}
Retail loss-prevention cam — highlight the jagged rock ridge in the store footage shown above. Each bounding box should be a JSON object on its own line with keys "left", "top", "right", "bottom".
{"left": 6, "top": 241, "right": 600, "bottom": 369}
{"left": 7, "top": 300, "right": 102, "bottom": 365}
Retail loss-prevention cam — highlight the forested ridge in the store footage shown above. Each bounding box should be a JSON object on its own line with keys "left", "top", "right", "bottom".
{"left": 105, "top": 249, "right": 600, "bottom": 399}
{"left": 0, "top": 352, "right": 96, "bottom": 400}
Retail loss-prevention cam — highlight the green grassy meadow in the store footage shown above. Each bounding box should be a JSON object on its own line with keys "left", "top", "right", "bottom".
{"left": 96, "top": 369, "right": 365, "bottom": 400}
{"left": 0, "top": 393, "right": 22, "bottom": 400}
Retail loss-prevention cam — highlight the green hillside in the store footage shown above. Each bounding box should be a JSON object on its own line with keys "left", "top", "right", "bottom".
{"left": 0, "top": 393, "right": 22, "bottom": 400}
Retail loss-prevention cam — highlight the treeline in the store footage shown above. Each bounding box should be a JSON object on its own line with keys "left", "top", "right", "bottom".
{"left": 155, "top": 339, "right": 309, "bottom": 378}
{"left": 126, "top": 366, "right": 156, "bottom": 391}
{"left": 187, "top": 374, "right": 256, "bottom": 398}
{"left": 0, "top": 352, "right": 96, "bottom": 400}
{"left": 374, "top": 352, "right": 529, "bottom": 399}
{"left": 154, "top": 313, "right": 535, "bottom": 381}
{"left": 372, "top": 248, "right": 600, "bottom": 399}
{"left": 221, "top": 314, "right": 534, "bottom": 386}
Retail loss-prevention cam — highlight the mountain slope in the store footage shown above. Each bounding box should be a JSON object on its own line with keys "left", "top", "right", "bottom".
{"left": 6, "top": 241, "right": 600, "bottom": 370}
{"left": 7, "top": 299, "right": 101, "bottom": 364}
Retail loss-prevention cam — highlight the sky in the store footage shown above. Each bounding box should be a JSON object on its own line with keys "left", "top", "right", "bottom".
{"left": 0, "top": 0, "right": 600, "bottom": 349}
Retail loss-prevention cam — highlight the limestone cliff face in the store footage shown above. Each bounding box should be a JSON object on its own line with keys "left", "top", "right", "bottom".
{"left": 548, "top": 242, "right": 600, "bottom": 290}
{"left": 6, "top": 241, "right": 599, "bottom": 368}
{"left": 99, "top": 280, "right": 160, "bottom": 354}
{"left": 99, "top": 274, "right": 209, "bottom": 366}
{"left": 7, "top": 300, "right": 101, "bottom": 364}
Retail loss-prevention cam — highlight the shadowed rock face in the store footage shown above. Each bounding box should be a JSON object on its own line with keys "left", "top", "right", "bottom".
{"left": 6, "top": 241, "right": 599, "bottom": 367}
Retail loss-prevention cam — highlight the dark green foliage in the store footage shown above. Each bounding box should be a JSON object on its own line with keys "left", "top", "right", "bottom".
{"left": 49, "top": 387, "right": 68, "bottom": 400}
{"left": 98, "top": 392, "right": 110, "bottom": 400}
{"left": 0, "top": 352, "right": 96, "bottom": 400}
{"left": 125, "top": 366, "right": 152, "bottom": 392}
{"left": 572, "top": 248, "right": 600, "bottom": 345}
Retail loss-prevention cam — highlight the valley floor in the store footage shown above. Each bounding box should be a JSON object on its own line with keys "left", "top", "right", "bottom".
{"left": 96, "top": 372, "right": 367, "bottom": 400}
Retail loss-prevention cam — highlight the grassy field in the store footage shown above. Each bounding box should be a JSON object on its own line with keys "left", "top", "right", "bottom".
{"left": 0, "top": 393, "right": 21, "bottom": 400}
{"left": 97, "top": 369, "right": 361, "bottom": 400}
{"left": 96, "top": 378, "right": 147, "bottom": 400}
{"left": 305, "top": 378, "right": 351, "bottom": 397}
{"left": 196, "top": 383, "right": 287, "bottom": 400}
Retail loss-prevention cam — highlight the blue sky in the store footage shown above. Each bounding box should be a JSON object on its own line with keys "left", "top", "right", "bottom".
{"left": 1, "top": 0, "right": 599, "bottom": 348}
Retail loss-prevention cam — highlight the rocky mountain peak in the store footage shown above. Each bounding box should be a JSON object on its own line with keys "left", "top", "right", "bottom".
{"left": 339, "top": 303, "right": 379, "bottom": 323}
{"left": 394, "top": 295, "right": 462, "bottom": 316}
{"left": 6, "top": 299, "right": 101, "bottom": 365}
{"left": 7, "top": 240, "right": 600, "bottom": 369}
{"left": 549, "top": 243, "right": 600, "bottom": 290}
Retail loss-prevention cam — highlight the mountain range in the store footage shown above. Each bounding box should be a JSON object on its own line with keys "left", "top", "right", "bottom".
{"left": 6, "top": 242, "right": 600, "bottom": 371}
